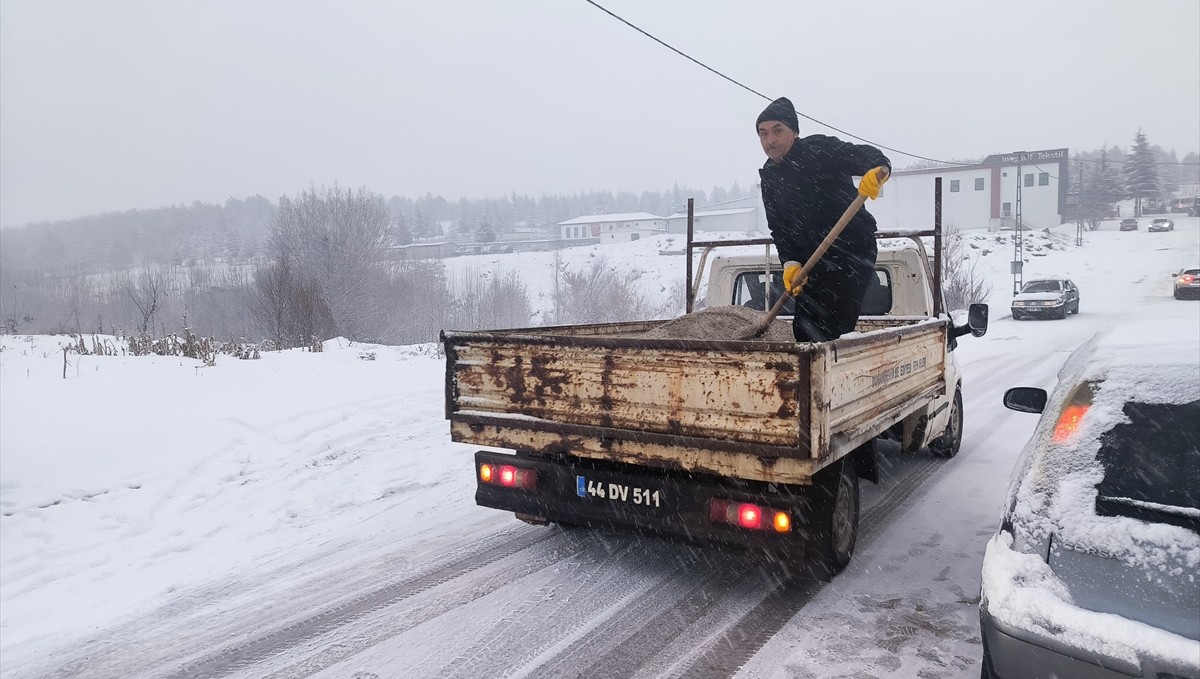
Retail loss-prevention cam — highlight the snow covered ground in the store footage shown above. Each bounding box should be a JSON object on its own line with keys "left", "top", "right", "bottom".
{"left": 2, "top": 215, "right": 1198, "bottom": 678}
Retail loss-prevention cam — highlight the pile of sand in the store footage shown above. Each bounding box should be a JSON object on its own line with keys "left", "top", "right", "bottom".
{"left": 641, "top": 306, "right": 795, "bottom": 342}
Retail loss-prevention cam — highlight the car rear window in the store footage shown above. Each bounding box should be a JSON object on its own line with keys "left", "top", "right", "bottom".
{"left": 1094, "top": 399, "right": 1200, "bottom": 531}
{"left": 1022, "top": 281, "right": 1062, "bottom": 293}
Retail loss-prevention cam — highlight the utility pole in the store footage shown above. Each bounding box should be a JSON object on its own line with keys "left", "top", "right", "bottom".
{"left": 1076, "top": 157, "right": 1085, "bottom": 246}
{"left": 1012, "top": 155, "right": 1024, "bottom": 295}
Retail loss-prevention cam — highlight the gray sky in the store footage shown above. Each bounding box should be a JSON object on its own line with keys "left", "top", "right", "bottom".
{"left": 2, "top": 0, "right": 1198, "bottom": 227}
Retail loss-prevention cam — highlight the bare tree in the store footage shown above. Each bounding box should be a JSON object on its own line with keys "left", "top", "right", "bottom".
{"left": 449, "top": 269, "right": 532, "bottom": 331}
{"left": 269, "top": 185, "right": 391, "bottom": 340}
{"left": 553, "top": 256, "right": 672, "bottom": 325}
{"left": 127, "top": 266, "right": 167, "bottom": 336}
{"left": 251, "top": 258, "right": 335, "bottom": 348}
{"left": 941, "top": 233, "right": 992, "bottom": 313}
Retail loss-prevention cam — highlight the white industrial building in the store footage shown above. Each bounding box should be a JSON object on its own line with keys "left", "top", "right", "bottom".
{"left": 666, "top": 197, "right": 763, "bottom": 234}
{"left": 557, "top": 212, "right": 667, "bottom": 245}
{"left": 869, "top": 148, "right": 1069, "bottom": 232}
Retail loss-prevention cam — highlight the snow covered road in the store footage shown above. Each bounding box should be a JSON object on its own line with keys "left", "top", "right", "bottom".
{"left": 2, "top": 218, "right": 1197, "bottom": 678}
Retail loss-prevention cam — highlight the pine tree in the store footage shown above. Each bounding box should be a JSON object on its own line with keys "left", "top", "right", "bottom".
{"left": 1125, "top": 129, "right": 1159, "bottom": 216}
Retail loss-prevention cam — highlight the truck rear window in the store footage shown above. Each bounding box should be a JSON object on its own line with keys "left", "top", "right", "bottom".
{"left": 733, "top": 269, "right": 891, "bottom": 315}
{"left": 733, "top": 272, "right": 795, "bottom": 314}
{"left": 1094, "top": 399, "right": 1200, "bottom": 531}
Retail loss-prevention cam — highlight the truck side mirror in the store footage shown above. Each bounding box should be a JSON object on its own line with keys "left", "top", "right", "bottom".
{"left": 967, "top": 303, "right": 988, "bottom": 337}
{"left": 1003, "top": 387, "right": 1047, "bottom": 414}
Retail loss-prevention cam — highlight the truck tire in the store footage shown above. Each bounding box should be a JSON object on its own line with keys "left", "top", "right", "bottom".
{"left": 929, "top": 388, "right": 963, "bottom": 458}
{"left": 808, "top": 459, "right": 859, "bottom": 579}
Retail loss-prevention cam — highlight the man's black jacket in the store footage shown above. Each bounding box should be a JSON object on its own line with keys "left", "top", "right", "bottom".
{"left": 759, "top": 134, "right": 891, "bottom": 268}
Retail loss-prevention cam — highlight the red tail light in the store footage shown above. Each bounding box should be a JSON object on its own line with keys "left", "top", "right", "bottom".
{"left": 738, "top": 504, "right": 762, "bottom": 530}
{"left": 499, "top": 465, "right": 517, "bottom": 486}
{"left": 1181, "top": 274, "right": 1196, "bottom": 284}
{"left": 479, "top": 463, "right": 537, "bottom": 490}
{"left": 708, "top": 499, "right": 790, "bottom": 533}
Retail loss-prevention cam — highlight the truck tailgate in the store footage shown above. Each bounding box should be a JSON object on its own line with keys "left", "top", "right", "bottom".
{"left": 445, "top": 328, "right": 808, "bottom": 449}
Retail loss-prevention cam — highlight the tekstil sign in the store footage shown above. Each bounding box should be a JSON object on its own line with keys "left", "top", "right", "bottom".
{"left": 984, "top": 148, "right": 1069, "bottom": 165}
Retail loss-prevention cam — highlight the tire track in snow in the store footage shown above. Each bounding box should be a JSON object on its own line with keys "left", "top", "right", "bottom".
{"left": 161, "top": 527, "right": 568, "bottom": 679}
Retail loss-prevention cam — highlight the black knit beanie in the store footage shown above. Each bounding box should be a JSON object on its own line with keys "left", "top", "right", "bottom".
{"left": 756, "top": 97, "right": 799, "bottom": 134}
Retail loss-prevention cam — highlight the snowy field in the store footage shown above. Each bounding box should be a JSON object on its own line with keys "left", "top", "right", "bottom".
{"left": 2, "top": 215, "right": 1198, "bottom": 678}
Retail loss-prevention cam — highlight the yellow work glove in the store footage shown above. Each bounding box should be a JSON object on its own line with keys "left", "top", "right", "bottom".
{"left": 858, "top": 166, "right": 890, "bottom": 200}
{"left": 783, "top": 261, "right": 807, "bottom": 296}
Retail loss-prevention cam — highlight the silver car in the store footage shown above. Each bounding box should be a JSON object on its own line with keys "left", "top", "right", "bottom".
{"left": 1011, "top": 278, "right": 1080, "bottom": 320}
{"left": 981, "top": 322, "right": 1200, "bottom": 679}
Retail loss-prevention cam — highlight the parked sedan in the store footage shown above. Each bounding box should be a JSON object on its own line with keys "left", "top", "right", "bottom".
{"left": 1011, "top": 279, "right": 1080, "bottom": 320}
{"left": 1175, "top": 267, "right": 1200, "bottom": 300}
{"left": 981, "top": 322, "right": 1200, "bottom": 679}
{"left": 1148, "top": 218, "right": 1175, "bottom": 232}
{"left": 1118, "top": 218, "right": 1138, "bottom": 231}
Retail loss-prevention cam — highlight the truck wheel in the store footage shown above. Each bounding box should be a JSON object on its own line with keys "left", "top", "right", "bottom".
{"left": 930, "top": 389, "right": 963, "bottom": 458}
{"left": 808, "top": 459, "right": 859, "bottom": 579}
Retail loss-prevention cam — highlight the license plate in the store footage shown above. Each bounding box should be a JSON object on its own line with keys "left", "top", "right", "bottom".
{"left": 575, "top": 476, "right": 662, "bottom": 508}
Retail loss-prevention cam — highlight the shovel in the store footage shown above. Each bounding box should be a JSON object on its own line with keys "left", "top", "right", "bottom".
{"left": 738, "top": 175, "right": 884, "bottom": 340}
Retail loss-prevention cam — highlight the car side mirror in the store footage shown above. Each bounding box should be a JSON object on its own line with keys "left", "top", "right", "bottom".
{"left": 1004, "top": 387, "right": 1047, "bottom": 413}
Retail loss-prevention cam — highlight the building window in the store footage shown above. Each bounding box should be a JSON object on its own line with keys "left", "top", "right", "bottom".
{"left": 1002, "top": 202, "right": 1012, "bottom": 217}
{"left": 1039, "top": 172, "right": 1049, "bottom": 186}
{"left": 949, "top": 179, "right": 960, "bottom": 193}
{"left": 1024, "top": 173, "right": 1034, "bottom": 187}
{"left": 975, "top": 177, "right": 985, "bottom": 191}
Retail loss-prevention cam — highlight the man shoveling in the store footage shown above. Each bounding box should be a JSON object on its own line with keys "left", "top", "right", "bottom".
{"left": 756, "top": 97, "right": 891, "bottom": 342}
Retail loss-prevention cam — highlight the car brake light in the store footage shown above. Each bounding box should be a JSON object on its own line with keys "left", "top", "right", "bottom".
{"left": 1181, "top": 274, "right": 1196, "bottom": 284}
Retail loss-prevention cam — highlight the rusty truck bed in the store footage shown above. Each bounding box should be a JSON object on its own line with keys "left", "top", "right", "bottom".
{"left": 443, "top": 316, "right": 947, "bottom": 485}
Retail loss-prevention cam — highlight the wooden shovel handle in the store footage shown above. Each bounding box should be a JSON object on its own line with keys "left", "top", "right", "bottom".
{"left": 742, "top": 169, "right": 886, "bottom": 340}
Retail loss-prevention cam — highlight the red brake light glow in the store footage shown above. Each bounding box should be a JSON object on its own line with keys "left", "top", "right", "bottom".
{"left": 499, "top": 465, "right": 517, "bottom": 487}
{"left": 1181, "top": 274, "right": 1196, "bottom": 284}
{"left": 738, "top": 504, "right": 762, "bottom": 530}
{"left": 709, "top": 499, "right": 789, "bottom": 532}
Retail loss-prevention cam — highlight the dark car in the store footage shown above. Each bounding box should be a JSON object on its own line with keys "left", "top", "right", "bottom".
{"left": 1148, "top": 218, "right": 1175, "bottom": 232}
{"left": 1118, "top": 218, "right": 1138, "bottom": 231}
{"left": 1175, "top": 267, "right": 1200, "bottom": 300}
{"left": 981, "top": 324, "right": 1200, "bottom": 679}
{"left": 1010, "top": 278, "right": 1080, "bottom": 320}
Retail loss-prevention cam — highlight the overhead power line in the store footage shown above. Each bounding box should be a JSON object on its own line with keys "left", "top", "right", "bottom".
{"left": 582, "top": 0, "right": 966, "bottom": 167}
{"left": 582, "top": 1, "right": 1200, "bottom": 171}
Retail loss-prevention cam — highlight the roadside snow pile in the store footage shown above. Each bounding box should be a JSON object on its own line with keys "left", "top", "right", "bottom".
{"left": 0, "top": 334, "right": 472, "bottom": 657}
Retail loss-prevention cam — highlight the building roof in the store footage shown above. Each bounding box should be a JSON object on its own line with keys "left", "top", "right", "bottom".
{"left": 667, "top": 207, "right": 757, "bottom": 219}
{"left": 558, "top": 212, "right": 664, "bottom": 226}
